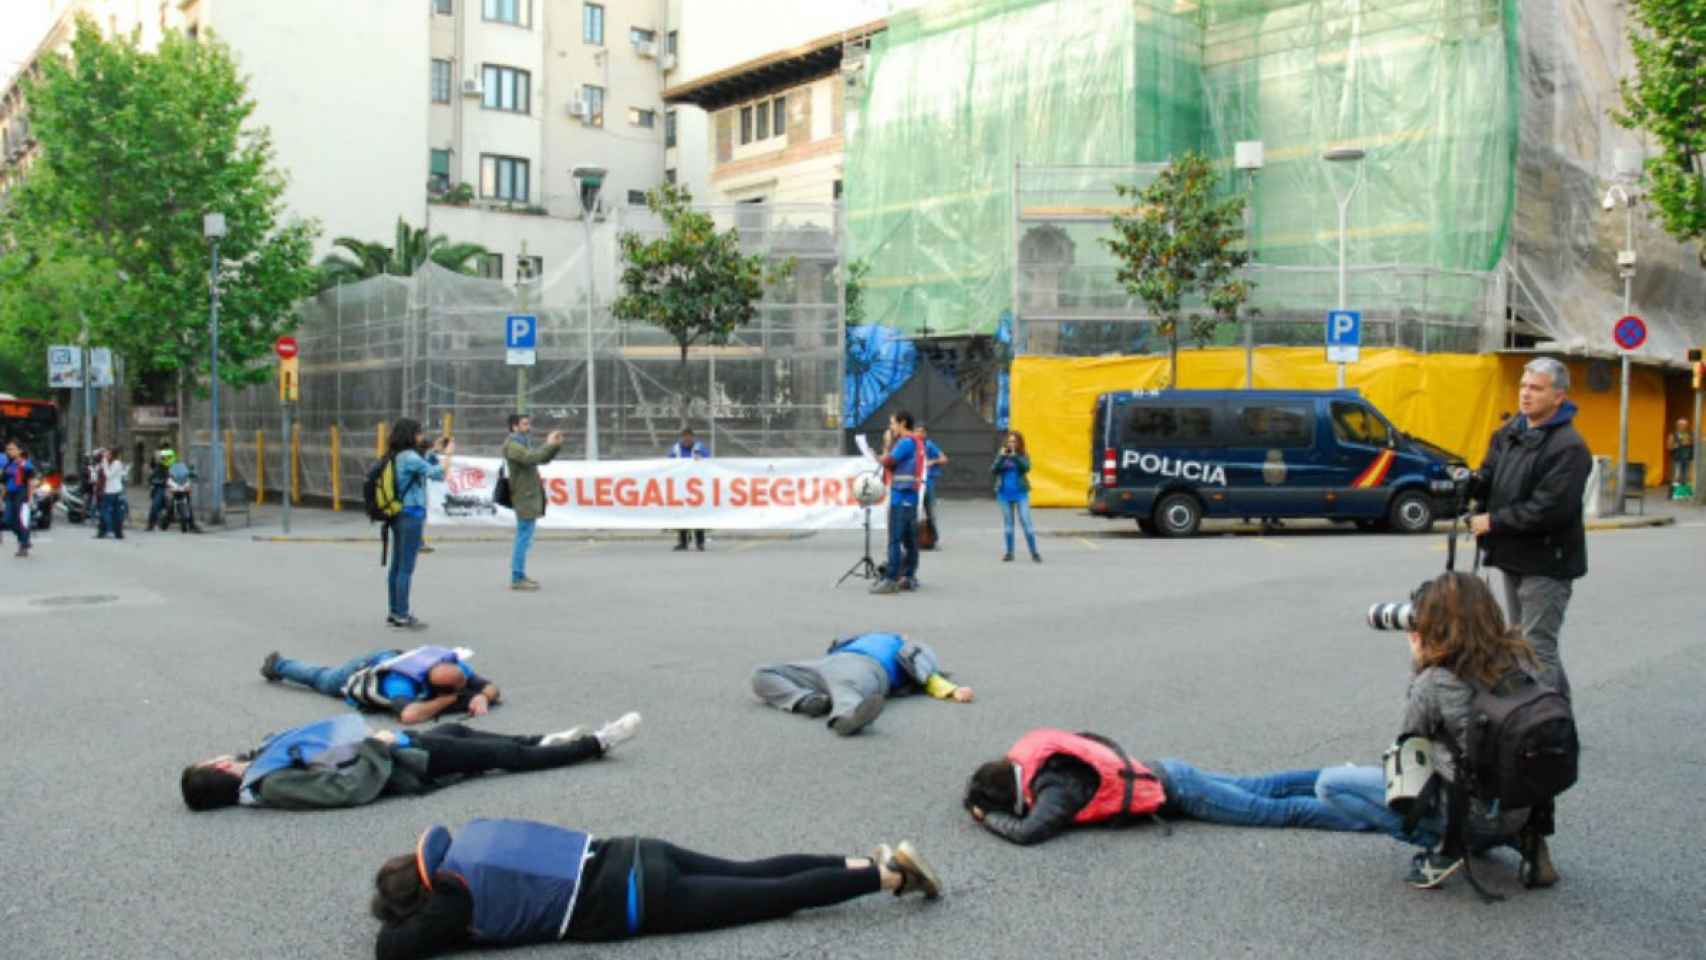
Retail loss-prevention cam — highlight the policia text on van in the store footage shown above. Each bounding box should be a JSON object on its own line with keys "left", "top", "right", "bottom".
{"left": 1088, "top": 390, "right": 1466, "bottom": 537}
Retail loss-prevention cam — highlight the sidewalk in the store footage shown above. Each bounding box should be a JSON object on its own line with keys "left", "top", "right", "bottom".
{"left": 156, "top": 493, "right": 1695, "bottom": 543}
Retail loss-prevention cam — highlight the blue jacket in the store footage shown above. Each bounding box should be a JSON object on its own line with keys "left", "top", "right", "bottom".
{"left": 238, "top": 714, "right": 373, "bottom": 806}
{"left": 885, "top": 436, "right": 923, "bottom": 504}
{"left": 394, "top": 450, "right": 443, "bottom": 514}
{"left": 669, "top": 440, "right": 709, "bottom": 459}
{"left": 3, "top": 456, "right": 34, "bottom": 495}
{"left": 419, "top": 819, "right": 594, "bottom": 944}
{"left": 827, "top": 633, "right": 943, "bottom": 693}
{"left": 925, "top": 440, "right": 944, "bottom": 482}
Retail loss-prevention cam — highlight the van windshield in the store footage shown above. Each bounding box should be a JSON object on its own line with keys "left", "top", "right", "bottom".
{"left": 1330, "top": 401, "right": 1392, "bottom": 447}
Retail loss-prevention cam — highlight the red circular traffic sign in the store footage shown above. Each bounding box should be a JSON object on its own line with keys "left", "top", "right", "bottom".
{"left": 274, "top": 336, "right": 299, "bottom": 359}
{"left": 1612, "top": 314, "right": 1646, "bottom": 351}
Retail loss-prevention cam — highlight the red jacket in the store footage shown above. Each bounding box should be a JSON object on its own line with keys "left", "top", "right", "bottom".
{"left": 1007, "top": 728, "right": 1165, "bottom": 823}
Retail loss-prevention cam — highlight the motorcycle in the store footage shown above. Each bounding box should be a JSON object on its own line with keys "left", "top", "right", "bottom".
{"left": 30, "top": 479, "right": 57, "bottom": 530}
{"left": 58, "top": 456, "right": 95, "bottom": 524}
{"left": 167, "top": 474, "right": 197, "bottom": 531}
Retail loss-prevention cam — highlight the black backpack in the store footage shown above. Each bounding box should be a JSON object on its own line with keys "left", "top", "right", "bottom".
{"left": 1466, "top": 670, "right": 1578, "bottom": 811}
{"left": 493, "top": 465, "right": 513, "bottom": 509}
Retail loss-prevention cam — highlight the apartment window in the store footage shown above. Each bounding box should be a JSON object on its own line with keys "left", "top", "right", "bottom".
{"left": 666, "top": 30, "right": 678, "bottom": 55}
{"left": 582, "top": 3, "right": 604, "bottom": 44}
{"left": 429, "top": 149, "right": 451, "bottom": 192}
{"left": 430, "top": 59, "right": 451, "bottom": 103}
{"left": 755, "top": 101, "right": 769, "bottom": 140}
{"left": 630, "top": 27, "right": 656, "bottom": 46}
{"left": 664, "top": 109, "right": 676, "bottom": 148}
{"left": 772, "top": 96, "right": 786, "bottom": 137}
{"left": 582, "top": 84, "right": 605, "bottom": 126}
{"left": 481, "top": 65, "right": 530, "bottom": 113}
{"left": 479, "top": 154, "right": 530, "bottom": 202}
{"left": 517, "top": 255, "right": 543, "bottom": 280}
{"left": 623, "top": 189, "right": 646, "bottom": 206}
{"left": 478, "top": 253, "right": 504, "bottom": 279}
{"left": 482, "top": 0, "right": 530, "bottom": 27}
{"left": 739, "top": 106, "right": 752, "bottom": 145}
{"left": 629, "top": 108, "right": 655, "bottom": 129}
{"left": 665, "top": 168, "right": 676, "bottom": 184}
{"left": 833, "top": 179, "right": 843, "bottom": 200}
{"left": 432, "top": 0, "right": 452, "bottom": 14}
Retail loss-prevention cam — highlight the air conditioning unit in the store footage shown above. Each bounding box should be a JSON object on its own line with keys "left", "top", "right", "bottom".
{"left": 461, "top": 78, "right": 482, "bottom": 97}
{"left": 566, "top": 98, "right": 588, "bottom": 119}
{"left": 660, "top": 52, "right": 676, "bottom": 71}
{"left": 634, "top": 38, "right": 658, "bottom": 59}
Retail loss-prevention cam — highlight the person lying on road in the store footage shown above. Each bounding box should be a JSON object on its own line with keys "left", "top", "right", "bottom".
{"left": 750, "top": 632, "right": 973, "bottom": 736}
{"left": 261, "top": 644, "right": 500, "bottom": 724}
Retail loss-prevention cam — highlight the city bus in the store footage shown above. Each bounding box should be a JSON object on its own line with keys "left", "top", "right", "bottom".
{"left": 0, "top": 395, "right": 66, "bottom": 526}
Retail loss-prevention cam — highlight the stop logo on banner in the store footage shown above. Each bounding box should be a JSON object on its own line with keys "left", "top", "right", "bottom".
{"left": 1612, "top": 315, "right": 1646, "bottom": 351}
{"left": 275, "top": 336, "right": 299, "bottom": 359}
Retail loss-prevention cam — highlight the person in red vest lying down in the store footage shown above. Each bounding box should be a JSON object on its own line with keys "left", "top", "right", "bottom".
{"left": 962, "top": 728, "right": 1375, "bottom": 845}
{"left": 369, "top": 819, "right": 942, "bottom": 959}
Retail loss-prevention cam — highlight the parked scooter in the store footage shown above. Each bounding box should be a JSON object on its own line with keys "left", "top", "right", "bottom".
{"left": 58, "top": 455, "right": 95, "bottom": 525}
{"left": 167, "top": 471, "right": 198, "bottom": 532}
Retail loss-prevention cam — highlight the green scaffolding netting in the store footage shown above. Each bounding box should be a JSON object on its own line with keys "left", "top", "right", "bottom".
{"left": 845, "top": 0, "right": 1517, "bottom": 338}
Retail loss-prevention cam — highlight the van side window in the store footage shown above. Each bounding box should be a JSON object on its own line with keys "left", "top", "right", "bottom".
{"left": 1330, "top": 401, "right": 1391, "bottom": 447}
{"left": 1122, "top": 406, "right": 1215, "bottom": 447}
{"left": 1235, "top": 405, "right": 1312, "bottom": 447}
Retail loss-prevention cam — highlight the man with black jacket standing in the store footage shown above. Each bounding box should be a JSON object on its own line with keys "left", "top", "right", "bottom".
{"left": 1468, "top": 357, "right": 1592, "bottom": 700}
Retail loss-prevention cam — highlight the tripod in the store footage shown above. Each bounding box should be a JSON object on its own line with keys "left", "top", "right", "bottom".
{"left": 836, "top": 505, "right": 881, "bottom": 586}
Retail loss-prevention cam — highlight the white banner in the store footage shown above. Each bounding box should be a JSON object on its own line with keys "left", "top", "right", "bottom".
{"left": 429, "top": 456, "right": 884, "bottom": 531}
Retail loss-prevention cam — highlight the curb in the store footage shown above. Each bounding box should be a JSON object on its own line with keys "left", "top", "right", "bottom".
{"left": 1584, "top": 516, "right": 1674, "bottom": 531}
{"left": 251, "top": 530, "right": 819, "bottom": 544}
{"left": 1043, "top": 516, "right": 1678, "bottom": 538}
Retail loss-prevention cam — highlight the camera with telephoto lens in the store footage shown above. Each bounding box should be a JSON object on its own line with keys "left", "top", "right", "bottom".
{"left": 1366, "top": 601, "right": 1416, "bottom": 631}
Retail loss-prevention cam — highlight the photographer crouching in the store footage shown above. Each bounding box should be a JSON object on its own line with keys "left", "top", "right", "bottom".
{"left": 1315, "top": 572, "right": 1575, "bottom": 894}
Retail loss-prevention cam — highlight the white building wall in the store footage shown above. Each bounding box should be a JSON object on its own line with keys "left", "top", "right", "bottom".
{"left": 205, "top": 0, "right": 429, "bottom": 257}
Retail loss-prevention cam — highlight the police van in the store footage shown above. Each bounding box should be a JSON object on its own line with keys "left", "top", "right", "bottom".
{"left": 1087, "top": 389, "right": 1467, "bottom": 536}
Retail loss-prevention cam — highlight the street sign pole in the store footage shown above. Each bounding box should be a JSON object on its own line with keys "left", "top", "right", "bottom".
{"left": 274, "top": 336, "right": 300, "bottom": 534}
{"left": 517, "top": 244, "right": 530, "bottom": 415}
{"left": 281, "top": 400, "right": 291, "bottom": 535}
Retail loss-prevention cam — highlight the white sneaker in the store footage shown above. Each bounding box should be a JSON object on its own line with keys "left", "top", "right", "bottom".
{"left": 539, "top": 726, "right": 586, "bottom": 748}
{"left": 594, "top": 712, "right": 642, "bottom": 753}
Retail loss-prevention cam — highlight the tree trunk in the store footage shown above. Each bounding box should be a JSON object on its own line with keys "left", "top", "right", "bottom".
{"left": 677, "top": 344, "right": 691, "bottom": 431}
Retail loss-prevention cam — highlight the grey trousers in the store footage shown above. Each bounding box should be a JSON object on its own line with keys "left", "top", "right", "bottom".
{"left": 750, "top": 654, "right": 888, "bottom": 723}
{"left": 1501, "top": 571, "right": 1574, "bottom": 700}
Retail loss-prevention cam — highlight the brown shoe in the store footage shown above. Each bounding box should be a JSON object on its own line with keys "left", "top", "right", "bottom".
{"left": 888, "top": 841, "right": 942, "bottom": 899}
{"left": 510, "top": 578, "right": 540, "bottom": 592}
{"left": 1520, "top": 835, "right": 1559, "bottom": 889}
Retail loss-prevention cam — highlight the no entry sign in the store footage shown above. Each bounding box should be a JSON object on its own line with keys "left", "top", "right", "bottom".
{"left": 274, "top": 335, "right": 299, "bottom": 359}
{"left": 1613, "top": 315, "right": 1646, "bottom": 351}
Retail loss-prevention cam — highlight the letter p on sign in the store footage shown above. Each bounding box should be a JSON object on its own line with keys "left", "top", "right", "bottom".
{"left": 505, "top": 314, "right": 538, "bottom": 349}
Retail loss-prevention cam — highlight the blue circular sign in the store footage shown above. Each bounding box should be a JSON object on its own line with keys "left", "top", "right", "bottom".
{"left": 1613, "top": 314, "right": 1646, "bottom": 351}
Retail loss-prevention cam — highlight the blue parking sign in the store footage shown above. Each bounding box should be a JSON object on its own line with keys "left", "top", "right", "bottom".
{"left": 505, "top": 314, "right": 538, "bottom": 349}
{"left": 1325, "top": 310, "right": 1361, "bottom": 363}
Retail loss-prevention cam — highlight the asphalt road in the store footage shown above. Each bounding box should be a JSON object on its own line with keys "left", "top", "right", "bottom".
{"left": 2, "top": 501, "right": 1702, "bottom": 959}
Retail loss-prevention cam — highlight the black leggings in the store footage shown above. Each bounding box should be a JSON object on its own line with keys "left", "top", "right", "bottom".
{"left": 418, "top": 723, "right": 600, "bottom": 779}
{"left": 643, "top": 842, "right": 881, "bottom": 935}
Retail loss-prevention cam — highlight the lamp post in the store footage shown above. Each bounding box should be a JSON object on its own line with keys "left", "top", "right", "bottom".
{"left": 1602, "top": 180, "right": 1637, "bottom": 513}
{"left": 1323, "top": 147, "right": 1366, "bottom": 389}
{"left": 572, "top": 164, "right": 607, "bottom": 461}
{"left": 204, "top": 212, "right": 227, "bottom": 525}
{"left": 1235, "top": 141, "right": 1264, "bottom": 389}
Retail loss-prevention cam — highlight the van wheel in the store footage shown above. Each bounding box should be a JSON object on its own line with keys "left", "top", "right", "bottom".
{"left": 1388, "top": 491, "right": 1434, "bottom": 534}
{"left": 1137, "top": 518, "right": 1158, "bottom": 535}
{"left": 1153, "top": 493, "right": 1202, "bottom": 537}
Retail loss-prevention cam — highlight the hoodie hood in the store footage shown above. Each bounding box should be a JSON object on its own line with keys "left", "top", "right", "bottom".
{"left": 1512, "top": 400, "right": 1577, "bottom": 436}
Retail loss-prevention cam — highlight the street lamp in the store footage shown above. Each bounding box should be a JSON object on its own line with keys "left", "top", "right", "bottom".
{"left": 1323, "top": 146, "right": 1366, "bottom": 389}
{"left": 1235, "top": 140, "right": 1264, "bottom": 389}
{"left": 572, "top": 163, "right": 606, "bottom": 461}
{"left": 1602, "top": 179, "right": 1638, "bottom": 513}
{"left": 204, "top": 211, "right": 226, "bottom": 525}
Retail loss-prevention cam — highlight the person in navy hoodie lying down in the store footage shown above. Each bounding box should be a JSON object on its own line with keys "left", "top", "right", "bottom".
{"left": 370, "top": 819, "right": 942, "bottom": 958}
{"left": 260, "top": 645, "right": 501, "bottom": 725}
{"left": 962, "top": 727, "right": 1376, "bottom": 845}
{"left": 178, "top": 712, "right": 640, "bottom": 811}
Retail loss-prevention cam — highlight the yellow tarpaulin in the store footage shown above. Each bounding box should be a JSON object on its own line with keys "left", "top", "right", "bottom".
{"left": 1011, "top": 348, "right": 1667, "bottom": 508}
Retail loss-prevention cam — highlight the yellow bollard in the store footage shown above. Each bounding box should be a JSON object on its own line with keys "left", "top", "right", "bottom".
{"left": 330, "top": 425, "right": 342, "bottom": 511}
{"left": 224, "top": 429, "right": 235, "bottom": 482}
{"left": 376, "top": 421, "right": 388, "bottom": 458}
{"left": 255, "top": 430, "right": 265, "bottom": 504}
{"left": 441, "top": 412, "right": 453, "bottom": 440}
{"left": 290, "top": 422, "right": 302, "bottom": 504}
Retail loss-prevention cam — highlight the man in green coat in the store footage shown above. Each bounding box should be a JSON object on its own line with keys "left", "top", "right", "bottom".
{"left": 503, "top": 414, "right": 563, "bottom": 591}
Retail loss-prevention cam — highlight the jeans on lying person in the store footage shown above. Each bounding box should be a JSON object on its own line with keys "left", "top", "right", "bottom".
{"left": 273, "top": 649, "right": 397, "bottom": 698}
{"left": 1156, "top": 760, "right": 1375, "bottom": 832}
{"left": 1312, "top": 765, "right": 1442, "bottom": 848}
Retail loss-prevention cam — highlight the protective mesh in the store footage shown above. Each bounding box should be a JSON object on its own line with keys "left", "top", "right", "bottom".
{"left": 847, "top": 0, "right": 1519, "bottom": 340}
{"left": 222, "top": 204, "right": 844, "bottom": 504}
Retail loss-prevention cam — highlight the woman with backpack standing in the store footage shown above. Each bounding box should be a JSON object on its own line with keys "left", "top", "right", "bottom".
{"left": 1314, "top": 572, "right": 1564, "bottom": 891}
{"left": 385, "top": 419, "right": 452, "bottom": 630}
{"left": 991, "top": 430, "right": 1039, "bottom": 563}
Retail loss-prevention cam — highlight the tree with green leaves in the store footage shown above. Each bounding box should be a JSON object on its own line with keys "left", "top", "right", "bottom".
{"left": 0, "top": 17, "right": 319, "bottom": 445}
{"left": 315, "top": 218, "right": 491, "bottom": 290}
{"left": 1616, "top": 0, "right": 1706, "bottom": 268}
{"left": 1102, "top": 151, "right": 1251, "bottom": 386}
{"left": 612, "top": 183, "right": 793, "bottom": 428}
